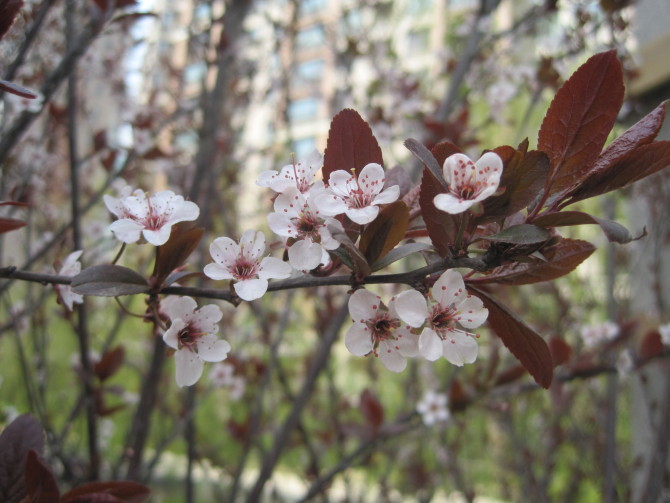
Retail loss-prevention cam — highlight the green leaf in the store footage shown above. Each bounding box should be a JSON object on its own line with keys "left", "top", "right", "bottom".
{"left": 532, "top": 210, "right": 634, "bottom": 243}
{"left": 538, "top": 50, "right": 624, "bottom": 196}
{"left": 371, "top": 242, "right": 433, "bottom": 271}
{"left": 71, "top": 265, "right": 149, "bottom": 297}
{"left": 479, "top": 224, "right": 550, "bottom": 245}
{"left": 470, "top": 287, "right": 553, "bottom": 388}
{"left": 403, "top": 138, "right": 448, "bottom": 190}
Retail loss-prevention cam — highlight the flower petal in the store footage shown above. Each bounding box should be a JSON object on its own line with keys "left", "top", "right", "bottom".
{"left": 431, "top": 269, "right": 467, "bottom": 308}
{"left": 346, "top": 206, "right": 379, "bottom": 225}
{"left": 240, "top": 230, "right": 264, "bottom": 260}
{"left": 433, "top": 193, "right": 476, "bottom": 215}
{"left": 258, "top": 257, "right": 292, "bottom": 280}
{"left": 196, "top": 335, "right": 231, "bottom": 362}
{"left": 203, "top": 263, "right": 235, "bottom": 281}
{"left": 348, "top": 289, "right": 380, "bottom": 323}
{"left": 175, "top": 349, "right": 204, "bottom": 387}
{"left": 313, "top": 191, "right": 348, "bottom": 216}
{"left": 143, "top": 225, "right": 173, "bottom": 246}
{"left": 109, "top": 219, "right": 143, "bottom": 244}
{"left": 442, "top": 332, "right": 478, "bottom": 366}
{"left": 234, "top": 278, "right": 269, "bottom": 301}
{"left": 287, "top": 239, "right": 323, "bottom": 271}
{"left": 162, "top": 296, "right": 198, "bottom": 321}
{"left": 378, "top": 342, "right": 407, "bottom": 372}
{"left": 372, "top": 185, "right": 400, "bottom": 205}
{"left": 419, "top": 328, "right": 443, "bottom": 361}
{"left": 391, "top": 289, "right": 427, "bottom": 328}
{"left": 454, "top": 295, "right": 488, "bottom": 329}
{"left": 345, "top": 324, "right": 373, "bottom": 356}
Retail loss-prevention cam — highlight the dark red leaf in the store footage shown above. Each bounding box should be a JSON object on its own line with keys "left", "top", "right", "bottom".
{"left": 532, "top": 210, "right": 633, "bottom": 243}
{"left": 638, "top": 331, "right": 663, "bottom": 361}
{"left": 563, "top": 140, "right": 670, "bottom": 205}
{"left": 0, "top": 0, "right": 23, "bottom": 41}
{"left": 471, "top": 238, "right": 596, "bottom": 286}
{"left": 480, "top": 147, "right": 549, "bottom": 222}
{"left": 418, "top": 168, "right": 460, "bottom": 257}
{"left": 448, "top": 379, "right": 469, "bottom": 412}
{"left": 359, "top": 201, "right": 409, "bottom": 265}
{"left": 538, "top": 50, "right": 624, "bottom": 196}
{"left": 430, "top": 140, "right": 462, "bottom": 165}
{"left": 153, "top": 224, "right": 204, "bottom": 284}
{"left": 94, "top": 346, "right": 125, "bottom": 382}
{"left": 0, "top": 217, "right": 26, "bottom": 234}
{"left": 323, "top": 109, "right": 383, "bottom": 184}
{"left": 360, "top": 389, "right": 384, "bottom": 431}
{"left": 0, "top": 79, "right": 38, "bottom": 99}
{"left": 470, "top": 287, "right": 553, "bottom": 388}
{"left": 24, "top": 450, "right": 59, "bottom": 503}
{"left": 0, "top": 415, "right": 45, "bottom": 503}
{"left": 548, "top": 336, "right": 572, "bottom": 367}
{"left": 494, "top": 365, "right": 528, "bottom": 386}
{"left": 61, "top": 481, "right": 150, "bottom": 503}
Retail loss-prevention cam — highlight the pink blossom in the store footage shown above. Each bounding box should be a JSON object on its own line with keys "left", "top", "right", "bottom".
{"left": 162, "top": 296, "right": 230, "bottom": 387}
{"left": 104, "top": 189, "right": 199, "bottom": 246}
{"left": 345, "top": 288, "right": 427, "bottom": 372}
{"left": 54, "top": 250, "right": 84, "bottom": 311}
{"left": 256, "top": 150, "right": 324, "bottom": 195}
{"left": 315, "top": 163, "right": 399, "bottom": 225}
{"left": 433, "top": 152, "right": 502, "bottom": 214}
{"left": 267, "top": 188, "right": 342, "bottom": 271}
{"left": 418, "top": 270, "right": 488, "bottom": 366}
{"left": 416, "top": 391, "right": 450, "bottom": 426}
{"left": 204, "top": 230, "right": 292, "bottom": 301}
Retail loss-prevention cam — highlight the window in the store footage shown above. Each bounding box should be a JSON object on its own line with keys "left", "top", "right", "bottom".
{"left": 299, "top": 0, "right": 327, "bottom": 15}
{"left": 295, "top": 59, "right": 324, "bottom": 86}
{"left": 293, "top": 137, "right": 317, "bottom": 159}
{"left": 295, "top": 24, "right": 326, "bottom": 50}
{"left": 288, "top": 97, "right": 319, "bottom": 122}
{"left": 407, "top": 27, "right": 430, "bottom": 52}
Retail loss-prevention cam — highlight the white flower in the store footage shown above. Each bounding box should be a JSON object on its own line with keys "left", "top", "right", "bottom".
{"left": 55, "top": 250, "right": 84, "bottom": 311}
{"left": 418, "top": 270, "right": 488, "bottom": 366}
{"left": 345, "top": 288, "right": 427, "bottom": 373}
{"left": 103, "top": 189, "right": 200, "bottom": 246}
{"left": 257, "top": 150, "right": 324, "bottom": 195}
{"left": 209, "top": 362, "right": 245, "bottom": 400}
{"left": 267, "top": 187, "right": 342, "bottom": 271}
{"left": 204, "top": 230, "right": 292, "bottom": 301}
{"left": 162, "top": 296, "right": 230, "bottom": 387}
{"left": 433, "top": 152, "right": 502, "bottom": 214}
{"left": 6, "top": 90, "right": 44, "bottom": 114}
{"left": 416, "top": 391, "right": 450, "bottom": 426}
{"left": 580, "top": 321, "right": 619, "bottom": 347}
{"left": 659, "top": 323, "right": 670, "bottom": 346}
{"left": 315, "top": 163, "right": 399, "bottom": 225}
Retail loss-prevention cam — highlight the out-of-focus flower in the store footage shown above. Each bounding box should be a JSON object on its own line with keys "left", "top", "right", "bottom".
{"left": 267, "top": 188, "right": 342, "bottom": 271}
{"left": 580, "top": 321, "right": 619, "bottom": 347}
{"left": 659, "top": 323, "right": 670, "bottom": 346}
{"left": 345, "top": 288, "right": 427, "bottom": 372}
{"left": 315, "top": 163, "right": 399, "bottom": 225}
{"left": 6, "top": 90, "right": 44, "bottom": 114}
{"left": 257, "top": 150, "right": 324, "bottom": 195}
{"left": 209, "top": 362, "right": 245, "bottom": 400}
{"left": 204, "top": 230, "right": 291, "bottom": 301}
{"left": 433, "top": 152, "right": 502, "bottom": 214}
{"left": 416, "top": 390, "right": 450, "bottom": 426}
{"left": 103, "top": 189, "right": 199, "bottom": 246}
{"left": 55, "top": 250, "right": 84, "bottom": 311}
{"left": 418, "top": 270, "right": 488, "bottom": 366}
{"left": 162, "top": 297, "right": 230, "bottom": 387}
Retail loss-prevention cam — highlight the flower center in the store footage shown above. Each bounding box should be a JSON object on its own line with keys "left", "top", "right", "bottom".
{"left": 177, "top": 324, "right": 205, "bottom": 352}
{"left": 233, "top": 258, "right": 259, "bottom": 280}
{"left": 430, "top": 305, "right": 457, "bottom": 336}
{"left": 366, "top": 313, "right": 400, "bottom": 342}
{"left": 344, "top": 175, "right": 375, "bottom": 209}
{"left": 458, "top": 184, "right": 476, "bottom": 200}
{"left": 293, "top": 210, "right": 323, "bottom": 240}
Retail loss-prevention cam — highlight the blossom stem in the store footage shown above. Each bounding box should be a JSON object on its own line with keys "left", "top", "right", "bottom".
{"left": 111, "top": 242, "right": 126, "bottom": 265}
{"left": 454, "top": 213, "right": 469, "bottom": 251}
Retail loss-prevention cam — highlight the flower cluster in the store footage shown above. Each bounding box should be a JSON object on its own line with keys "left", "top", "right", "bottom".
{"left": 100, "top": 148, "right": 496, "bottom": 385}
{"left": 416, "top": 390, "right": 450, "bottom": 426}
{"left": 345, "top": 269, "right": 488, "bottom": 372}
